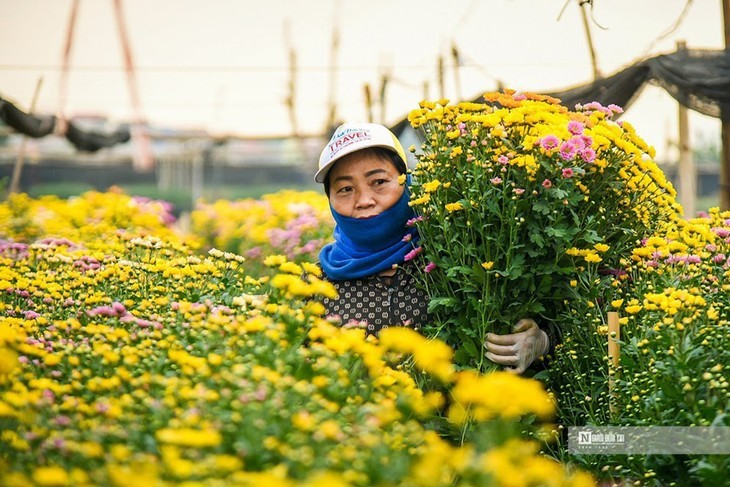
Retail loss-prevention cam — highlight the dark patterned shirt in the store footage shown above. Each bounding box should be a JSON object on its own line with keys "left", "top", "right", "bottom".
{"left": 321, "top": 263, "right": 431, "bottom": 335}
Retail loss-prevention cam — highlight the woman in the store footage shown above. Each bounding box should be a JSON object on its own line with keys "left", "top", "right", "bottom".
{"left": 315, "top": 122, "right": 554, "bottom": 374}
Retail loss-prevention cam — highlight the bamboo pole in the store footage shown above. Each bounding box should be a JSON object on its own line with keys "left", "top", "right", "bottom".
{"left": 579, "top": 0, "right": 601, "bottom": 81}
{"left": 363, "top": 84, "right": 373, "bottom": 123}
{"left": 451, "top": 43, "right": 462, "bottom": 101}
{"left": 607, "top": 311, "right": 620, "bottom": 415}
{"left": 720, "top": 0, "right": 730, "bottom": 210}
{"left": 676, "top": 41, "right": 696, "bottom": 218}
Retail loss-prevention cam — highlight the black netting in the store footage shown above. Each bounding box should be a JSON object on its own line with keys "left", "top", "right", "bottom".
{"left": 0, "top": 97, "right": 56, "bottom": 137}
{"left": 0, "top": 95, "right": 131, "bottom": 152}
{"left": 546, "top": 63, "right": 652, "bottom": 112}
{"left": 647, "top": 48, "right": 730, "bottom": 121}
{"left": 392, "top": 48, "right": 730, "bottom": 138}
{"left": 65, "top": 121, "right": 131, "bottom": 152}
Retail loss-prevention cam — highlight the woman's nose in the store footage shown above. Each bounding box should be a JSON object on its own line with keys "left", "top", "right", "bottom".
{"left": 354, "top": 190, "right": 375, "bottom": 208}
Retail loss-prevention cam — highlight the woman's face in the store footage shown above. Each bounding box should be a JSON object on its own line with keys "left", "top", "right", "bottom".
{"left": 327, "top": 150, "right": 404, "bottom": 219}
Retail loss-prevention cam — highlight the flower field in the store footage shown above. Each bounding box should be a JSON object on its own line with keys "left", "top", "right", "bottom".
{"left": 1, "top": 90, "right": 728, "bottom": 486}
{"left": 0, "top": 190, "right": 592, "bottom": 486}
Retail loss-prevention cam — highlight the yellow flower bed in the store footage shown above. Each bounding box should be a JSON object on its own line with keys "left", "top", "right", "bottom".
{"left": 0, "top": 191, "right": 593, "bottom": 486}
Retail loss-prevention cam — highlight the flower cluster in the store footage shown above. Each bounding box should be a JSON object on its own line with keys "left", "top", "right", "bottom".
{"left": 0, "top": 191, "right": 593, "bottom": 486}
{"left": 191, "top": 189, "right": 334, "bottom": 275}
{"left": 406, "top": 90, "right": 680, "bottom": 370}
{"left": 548, "top": 208, "right": 730, "bottom": 483}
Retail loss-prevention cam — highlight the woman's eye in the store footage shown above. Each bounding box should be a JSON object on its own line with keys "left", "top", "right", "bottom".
{"left": 372, "top": 179, "right": 388, "bottom": 186}
{"left": 336, "top": 186, "right": 353, "bottom": 194}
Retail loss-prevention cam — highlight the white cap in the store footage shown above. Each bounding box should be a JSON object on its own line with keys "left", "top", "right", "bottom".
{"left": 315, "top": 122, "right": 407, "bottom": 183}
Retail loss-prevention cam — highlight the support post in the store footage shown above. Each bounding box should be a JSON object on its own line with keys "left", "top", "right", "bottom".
{"left": 607, "top": 311, "right": 620, "bottom": 415}
{"left": 721, "top": 0, "right": 730, "bottom": 210}
{"left": 676, "top": 41, "right": 696, "bottom": 218}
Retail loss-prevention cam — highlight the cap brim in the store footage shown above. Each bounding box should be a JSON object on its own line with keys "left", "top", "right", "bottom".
{"left": 314, "top": 143, "right": 403, "bottom": 184}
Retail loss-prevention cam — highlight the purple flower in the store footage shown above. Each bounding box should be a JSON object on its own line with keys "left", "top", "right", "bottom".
{"left": 567, "top": 121, "right": 584, "bottom": 135}
{"left": 559, "top": 141, "right": 578, "bottom": 161}
{"left": 607, "top": 104, "right": 624, "bottom": 114}
{"left": 686, "top": 255, "right": 702, "bottom": 264}
{"left": 569, "top": 135, "right": 586, "bottom": 150}
{"left": 55, "top": 415, "right": 71, "bottom": 426}
{"left": 404, "top": 247, "right": 423, "bottom": 262}
{"left": 540, "top": 135, "right": 559, "bottom": 150}
{"left": 245, "top": 247, "right": 263, "bottom": 259}
{"left": 580, "top": 148, "right": 596, "bottom": 163}
{"left": 86, "top": 305, "right": 116, "bottom": 317}
{"left": 112, "top": 301, "right": 127, "bottom": 315}
{"left": 406, "top": 215, "right": 425, "bottom": 227}
{"left": 424, "top": 262, "right": 437, "bottom": 273}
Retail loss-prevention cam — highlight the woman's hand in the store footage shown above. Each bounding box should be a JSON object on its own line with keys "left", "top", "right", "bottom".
{"left": 484, "top": 318, "right": 550, "bottom": 374}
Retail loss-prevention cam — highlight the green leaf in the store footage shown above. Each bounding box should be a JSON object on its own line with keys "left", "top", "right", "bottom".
{"left": 532, "top": 200, "right": 551, "bottom": 215}
{"left": 461, "top": 339, "right": 478, "bottom": 358}
{"left": 529, "top": 232, "right": 545, "bottom": 248}
{"left": 445, "top": 265, "right": 474, "bottom": 279}
{"left": 545, "top": 226, "right": 567, "bottom": 238}
{"left": 428, "top": 296, "right": 459, "bottom": 312}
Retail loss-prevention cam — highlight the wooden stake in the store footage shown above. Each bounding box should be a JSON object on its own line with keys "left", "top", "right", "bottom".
{"left": 608, "top": 311, "right": 620, "bottom": 415}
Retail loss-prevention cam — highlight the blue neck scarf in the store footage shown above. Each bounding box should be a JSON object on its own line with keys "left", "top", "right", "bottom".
{"left": 319, "top": 178, "right": 419, "bottom": 281}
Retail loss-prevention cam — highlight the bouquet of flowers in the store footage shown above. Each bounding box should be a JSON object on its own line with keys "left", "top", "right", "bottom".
{"left": 406, "top": 90, "right": 681, "bottom": 371}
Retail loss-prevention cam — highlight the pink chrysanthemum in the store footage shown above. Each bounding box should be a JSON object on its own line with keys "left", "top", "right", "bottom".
{"left": 607, "top": 104, "right": 624, "bottom": 114}
{"left": 424, "top": 262, "right": 437, "bottom": 273}
{"left": 580, "top": 148, "right": 596, "bottom": 163}
{"left": 559, "top": 141, "right": 578, "bottom": 161}
{"left": 540, "top": 135, "right": 560, "bottom": 150}
{"left": 406, "top": 215, "right": 424, "bottom": 227}
{"left": 542, "top": 179, "right": 553, "bottom": 189}
{"left": 567, "top": 121, "right": 584, "bottom": 135}
{"left": 569, "top": 135, "right": 586, "bottom": 150}
{"left": 404, "top": 246, "right": 423, "bottom": 261}
{"left": 562, "top": 168, "right": 574, "bottom": 178}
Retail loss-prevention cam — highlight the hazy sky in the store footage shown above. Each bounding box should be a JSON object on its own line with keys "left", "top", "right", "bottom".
{"left": 0, "top": 0, "right": 724, "bottom": 160}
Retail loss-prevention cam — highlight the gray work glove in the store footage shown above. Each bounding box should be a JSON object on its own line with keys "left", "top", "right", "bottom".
{"left": 484, "top": 318, "right": 550, "bottom": 374}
